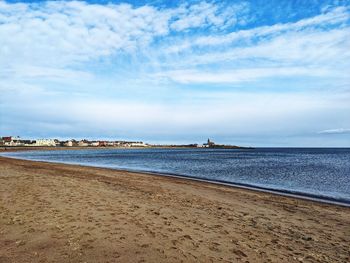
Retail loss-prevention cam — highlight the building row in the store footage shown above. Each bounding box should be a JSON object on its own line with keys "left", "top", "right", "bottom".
{"left": 0, "top": 136, "right": 148, "bottom": 148}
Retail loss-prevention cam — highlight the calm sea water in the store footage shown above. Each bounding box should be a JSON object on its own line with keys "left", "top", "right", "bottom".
{"left": 2, "top": 148, "right": 350, "bottom": 204}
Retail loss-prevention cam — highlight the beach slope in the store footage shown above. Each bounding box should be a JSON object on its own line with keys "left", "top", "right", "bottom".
{"left": 0, "top": 156, "right": 349, "bottom": 262}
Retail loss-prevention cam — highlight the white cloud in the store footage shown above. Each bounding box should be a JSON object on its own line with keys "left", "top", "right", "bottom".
{"left": 0, "top": 1, "right": 170, "bottom": 66}
{"left": 169, "top": 1, "right": 248, "bottom": 31}
{"left": 7, "top": 65, "right": 93, "bottom": 81}
{"left": 0, "top": 1, "right": 349, "bottom": 86}
{"left": 167, "top": 27, "right": 350, "bottom": 69}
{"left": 0, "top": 1, "right": 244, "bottom": 68}
{"left": 165, "top": 6, "right": 350, "bottom": 53}
{"left": 0, "top": 0, "right": 254, "bottom": 92}
{"left": 154, "top": 7, "right": 350, "bottom": 85}
{"left": 318, "top": 128, "right": 350, "bottom": 134}
{"left": 153, "top": 67, "right": 334, "bottom": 84}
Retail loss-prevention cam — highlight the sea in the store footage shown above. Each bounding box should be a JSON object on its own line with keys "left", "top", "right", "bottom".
{"left": 2, "top": 148, "right": 350, "bottom": 205}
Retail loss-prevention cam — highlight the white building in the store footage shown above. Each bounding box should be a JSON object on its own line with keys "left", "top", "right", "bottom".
{"left": 130, "top": 142, "right": 148, "bottom": 147}
{"left": 90, "top": 142, "right": 99, "bottom": 147}
{"left": 78, "top": 140, "right": 89, "bottom": 147}
{"left": 64, "top": 140, "right": 73, "bottom": 147}
{"left": 34, "top": 139, "right": 56, "bottom": 147}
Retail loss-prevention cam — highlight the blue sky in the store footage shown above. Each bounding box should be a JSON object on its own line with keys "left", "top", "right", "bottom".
{"left": 0, "top": 0, "right": 349, "bottom": 146}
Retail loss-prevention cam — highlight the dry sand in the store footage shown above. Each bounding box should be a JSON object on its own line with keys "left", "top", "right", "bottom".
{"left": 0, "top": 156, "right": 349, "bottom": 263}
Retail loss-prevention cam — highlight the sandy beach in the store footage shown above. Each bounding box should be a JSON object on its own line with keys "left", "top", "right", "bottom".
{"left": 0, "top": 156, "right": 349, "bottom": 263}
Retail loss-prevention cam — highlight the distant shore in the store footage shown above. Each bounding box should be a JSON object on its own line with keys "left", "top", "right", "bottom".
{"left": 0, "top": 155, "right": 349, "bottom": 262}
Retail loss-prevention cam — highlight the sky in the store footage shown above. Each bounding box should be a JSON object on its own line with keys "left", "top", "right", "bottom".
{"left": 0, "top": 0, "right": 349, "bottom": 146}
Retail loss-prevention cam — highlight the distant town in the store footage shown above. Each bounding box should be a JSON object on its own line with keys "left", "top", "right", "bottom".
{"left": 0, "top": 136, "right": 250, "bottom": 149}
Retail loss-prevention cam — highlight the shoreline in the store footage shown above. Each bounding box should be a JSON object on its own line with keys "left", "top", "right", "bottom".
{"left": 1, "top": 150, "right": 349, "bottom": 208}
{"left": 1, "top": 156, "right": 349, "bottom": 262}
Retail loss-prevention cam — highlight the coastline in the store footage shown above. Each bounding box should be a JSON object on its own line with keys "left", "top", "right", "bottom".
{"left": 1, "top": 156, "right": 349, "bottom": 262}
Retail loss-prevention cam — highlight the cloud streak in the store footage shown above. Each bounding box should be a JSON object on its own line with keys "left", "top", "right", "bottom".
{"left": 318, "top": 128, "right": 350, "bottom": 134}
{"left": 165, "top": 6, "right": 350, "bottom": 52}
{"left": 153, "top": 67, "right": 335, "bottom": 84}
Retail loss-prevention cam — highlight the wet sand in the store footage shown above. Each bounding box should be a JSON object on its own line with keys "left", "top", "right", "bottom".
{"left": 0, "top": 156, "right": 349, "bottom": 262}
